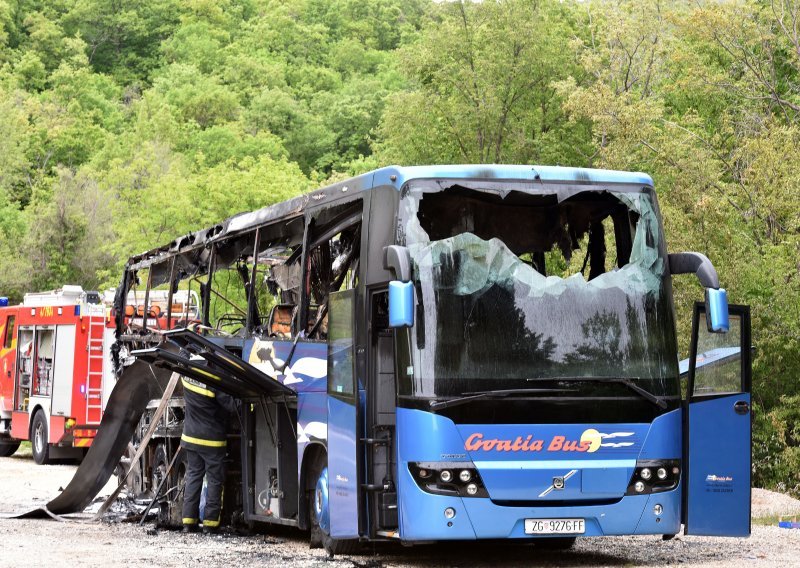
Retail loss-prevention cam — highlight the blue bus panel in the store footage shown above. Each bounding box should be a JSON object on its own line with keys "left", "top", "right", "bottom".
{"left": 395, "top": 408, "right": 682, "bottom": 541}
{"left": 686, "top": 393, "right": 751, "bottom": 536}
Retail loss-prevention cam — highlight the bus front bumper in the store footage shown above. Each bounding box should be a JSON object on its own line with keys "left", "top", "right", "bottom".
{"left": 397, "top": 467, "right": 681, "bottom": 541}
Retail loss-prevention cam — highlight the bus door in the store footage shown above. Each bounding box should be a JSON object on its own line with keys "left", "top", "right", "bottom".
{"left": 326, "top": 289, "right": 359, "bottom": 538}
{"left": 684, "top": 303, "right": 751, "bottom": 536}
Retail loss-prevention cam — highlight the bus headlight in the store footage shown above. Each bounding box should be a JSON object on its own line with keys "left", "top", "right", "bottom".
{"left": 409, "top": 462, "right": 488, "bottom": 498}
{"left": 626, "top": 459, "right": 681, "bottom": 495}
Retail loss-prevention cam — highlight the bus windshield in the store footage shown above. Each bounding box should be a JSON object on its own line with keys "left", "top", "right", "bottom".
{"left": 398, "top": 182, "right": 679, "bottom": 401}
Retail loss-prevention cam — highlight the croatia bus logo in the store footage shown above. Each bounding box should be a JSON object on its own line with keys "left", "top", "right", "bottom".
{"left": 463, "top": 429, "right": 637, "bottom": 453}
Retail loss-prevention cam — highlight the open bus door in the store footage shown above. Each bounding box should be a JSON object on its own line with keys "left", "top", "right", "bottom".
{"left": 684, "top": 303, "right": 752, "bottom": 536}
{"left": 326, "top": 289, "right": 360, "bottom": 539}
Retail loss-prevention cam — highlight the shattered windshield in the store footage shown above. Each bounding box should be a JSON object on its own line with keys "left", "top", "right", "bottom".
{"left": 398, "top": 182, "right": 679, "bottom": 399}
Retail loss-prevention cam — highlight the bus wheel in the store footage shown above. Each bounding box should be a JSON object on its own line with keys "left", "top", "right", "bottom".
{"left": 0, "top": 440, "right": 20, "bottom": 457}
{"left": 31, "top": 411, "right": 51, "bottom": 465}
{"left": 308, "top": 460, "right": 326, "bottom": 549}
{"left": 536, "top": 537, "right": 576, "bottom": 550}
{"left": 309, "top": 457, "right": 359, "bottom": 556}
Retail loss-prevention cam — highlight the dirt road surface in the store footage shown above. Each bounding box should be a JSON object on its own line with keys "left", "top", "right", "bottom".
{"left": 2, "top": 451, "right": 800, "bottom": 568}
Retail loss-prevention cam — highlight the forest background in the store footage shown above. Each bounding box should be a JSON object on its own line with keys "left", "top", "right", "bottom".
{"left": 0, "top": 0, "right": 797, "bottom": 494}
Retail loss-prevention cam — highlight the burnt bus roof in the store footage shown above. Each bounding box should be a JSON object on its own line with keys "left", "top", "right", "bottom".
{"left": 125, "top": 165, "right": 654, "bottom": 272}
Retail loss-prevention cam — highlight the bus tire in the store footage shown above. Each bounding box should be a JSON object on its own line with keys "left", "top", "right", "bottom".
{"left": 535, "top": 537, "right": 576, "bottom": 550}
{"left": 31, "top": 411, "right": 51, "bottom": 465}
{"left": 0, "top": 440, "right": 20, "bottom": 457}
{"left": 309, "top": 455, "right": 359, "bottom": 556}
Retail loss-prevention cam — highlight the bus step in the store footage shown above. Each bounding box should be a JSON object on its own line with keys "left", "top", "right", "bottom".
{"left": 378, "top": 492, "right": 398, "bottom": 528}
{"left": 360, "top": 437, "right": 389, "bottom": 445}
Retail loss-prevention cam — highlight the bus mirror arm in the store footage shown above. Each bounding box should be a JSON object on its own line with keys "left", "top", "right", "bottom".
{"left": 668, "top": 252, "right": 720, "bottom": 289}
{"left": 384, "top": 245, "right": 412, "bottom": 282}
{"left": 669, "top": 252, "right": 729, "bottom": 333}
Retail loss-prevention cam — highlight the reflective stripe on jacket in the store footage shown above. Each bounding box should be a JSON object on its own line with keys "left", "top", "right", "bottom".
{"left": 180, "top": 376, "right": 236, "bottom": 452}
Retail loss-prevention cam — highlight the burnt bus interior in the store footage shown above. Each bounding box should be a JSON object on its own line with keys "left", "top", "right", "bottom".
{"left": 114, "top": 180, "right": 400, "bottom": 535}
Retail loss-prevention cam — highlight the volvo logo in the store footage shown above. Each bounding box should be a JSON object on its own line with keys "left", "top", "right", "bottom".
{"left": 539, "top": 469, "right": 577, "bottom": 497}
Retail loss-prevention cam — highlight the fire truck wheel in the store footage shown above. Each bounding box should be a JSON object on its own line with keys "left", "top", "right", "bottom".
{"left": 31, "top": 411, "right": 51, "bottom": 465}
{"left": 0, "top": 440, "right": 20, "bottom": 457}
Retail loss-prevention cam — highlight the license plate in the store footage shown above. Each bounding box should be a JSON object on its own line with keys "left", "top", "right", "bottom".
{"left": 524, "top": 518, "right": 585, "bottom": 535}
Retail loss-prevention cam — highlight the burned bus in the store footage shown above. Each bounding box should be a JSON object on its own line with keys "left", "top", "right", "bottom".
{"left": 100, "top": 165, "right": 751, "bottom": 552}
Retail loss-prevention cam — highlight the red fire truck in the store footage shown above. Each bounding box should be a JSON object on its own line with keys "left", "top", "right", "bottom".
{"left": 0, "top": 286, "right": 116, "bottom": 464}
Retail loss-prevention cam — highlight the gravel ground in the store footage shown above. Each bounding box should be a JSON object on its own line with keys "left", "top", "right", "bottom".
{"left": 1, "top": 452, "right": 800, "bottom": 568}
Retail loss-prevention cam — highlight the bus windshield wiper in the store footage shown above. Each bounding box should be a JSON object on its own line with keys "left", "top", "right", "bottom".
{"left": 428, "top": 388, "right": 573, "bottom": 411}
{"left": 528, "top": 376, "right": 668, "bottom": 409}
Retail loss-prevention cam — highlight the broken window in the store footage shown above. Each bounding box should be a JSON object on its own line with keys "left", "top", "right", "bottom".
{"left": 119, "top": 266, "right": 201, "bottom": 334}
{"left": 115, "top": 199, "right": 361, "bottom": 345}
{"left": 300, "top": 203, "right": 362, "bottom": 340}
{"left": 257, "top": 202, "right": 361, "bottom": 341}
{"left": 398, "top": 184, "right": 678, "bottom": 399}
{"left": 258, "top": 243, "right": 302, "bottom": 339}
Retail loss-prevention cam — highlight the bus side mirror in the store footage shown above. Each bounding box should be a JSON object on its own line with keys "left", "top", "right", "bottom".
{"left": 705, "top": 288, "right": 729, "bottom": 333}
{"left": 388, "top": 281, "right": 414, "bottom": 328}
{"left": 384, "top": 246, "right": 414, "bottom": 328}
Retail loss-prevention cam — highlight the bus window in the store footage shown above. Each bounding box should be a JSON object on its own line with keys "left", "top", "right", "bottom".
{"left": 328, "top": 290, "right": 355, "bottom": 396}
{"left": 399, "top": 185, "right": 676, "bottom": 402}
{"left": 4, "top": 316, "right": 14, "bottom": 348}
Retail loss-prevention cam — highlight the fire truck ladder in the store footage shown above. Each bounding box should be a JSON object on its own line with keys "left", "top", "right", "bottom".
{"left": 85, "top": 315, "right": 105, "bottom": 424}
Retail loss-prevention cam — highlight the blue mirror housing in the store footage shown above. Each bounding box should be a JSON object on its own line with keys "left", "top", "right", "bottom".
{"left": 705, "top": 288, "right": 729, "bottom": 333}
{"left": 388, "top": 281, "right": 414, "bottom": 328}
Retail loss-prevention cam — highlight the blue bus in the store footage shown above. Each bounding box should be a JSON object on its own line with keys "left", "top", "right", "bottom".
{"left": 110, "top": 165, "right": 751, "bottom": 553}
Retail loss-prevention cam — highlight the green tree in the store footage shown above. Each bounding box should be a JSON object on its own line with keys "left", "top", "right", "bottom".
{"left": 377, "top": 0, "right": 592, "bottom": 165}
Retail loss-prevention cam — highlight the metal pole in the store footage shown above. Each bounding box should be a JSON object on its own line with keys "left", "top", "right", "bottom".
{"left": 246, "top": 228, "right": 261, "bottom": 332}
{"left": 165, "top": 257, "right": 177, "bottom": 328}
{"left": 202, "top": 247, "right": 215, "bottom": 329}
{"left": 142, "top": 268, "right": 153, "bottom": 333}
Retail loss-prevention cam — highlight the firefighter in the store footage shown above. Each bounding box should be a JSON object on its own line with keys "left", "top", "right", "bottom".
{"left": 180, "top": 375, "right": 237, "bottom": 534}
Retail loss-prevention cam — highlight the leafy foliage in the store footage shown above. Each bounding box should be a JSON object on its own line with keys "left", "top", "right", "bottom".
{"left": 0, "top": 0, "right": 798, "bottom": 493}
{"left": 0, "top": 0, "right": 425, "bottom": 294}
{"left": 374, "top": 0, "right": 800, "bottom": 492}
